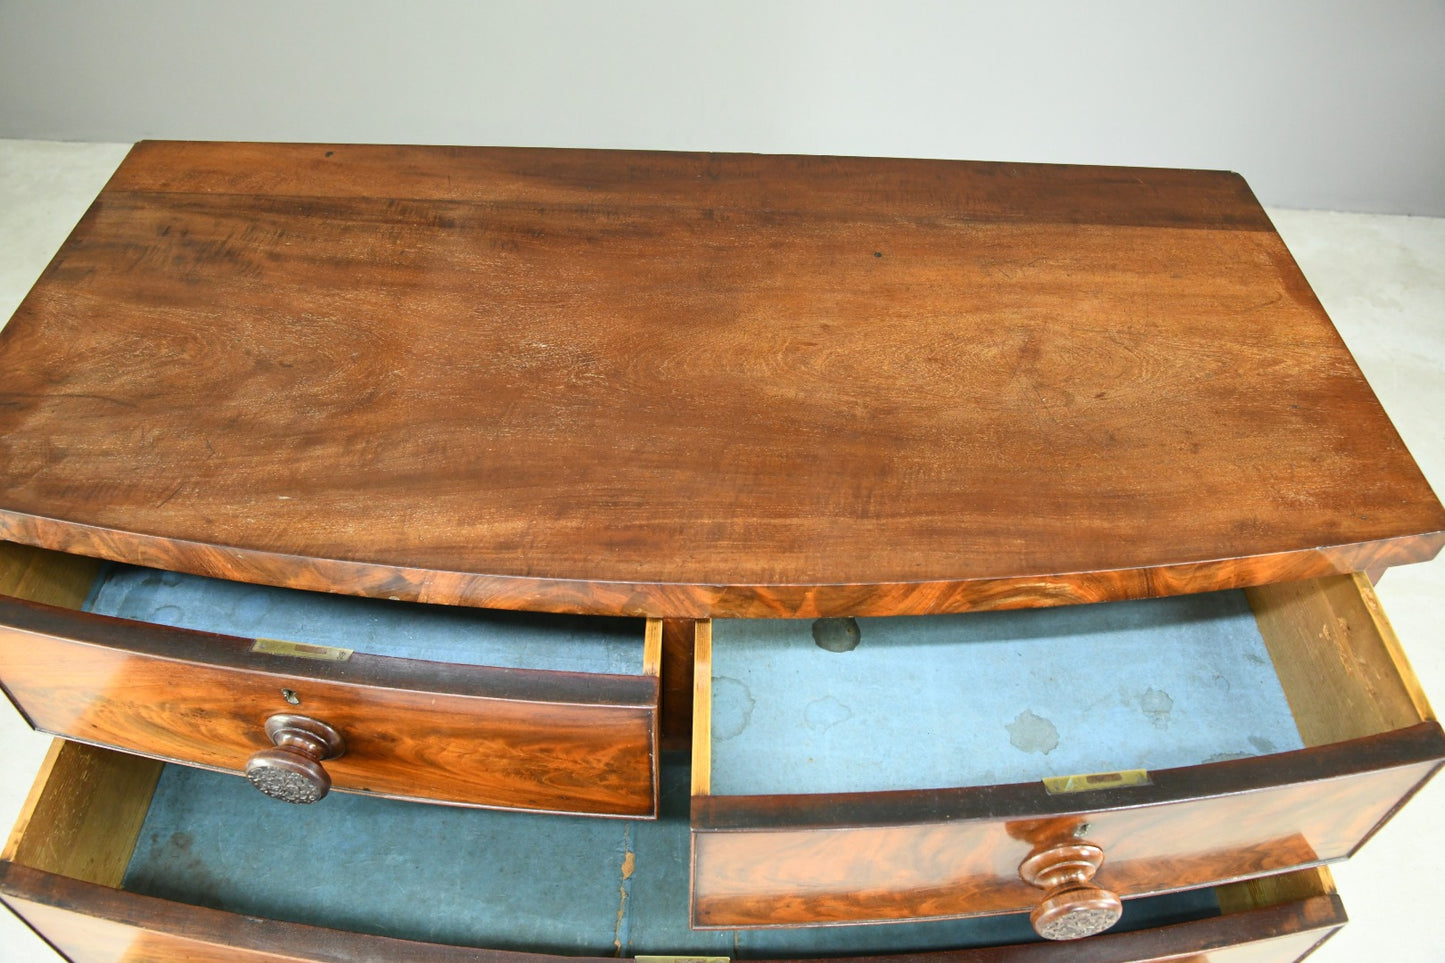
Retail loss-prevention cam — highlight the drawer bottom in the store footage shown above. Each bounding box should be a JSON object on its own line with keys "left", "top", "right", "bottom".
{"left": 3, "top": 743, "right": 1347, "bottom": 962}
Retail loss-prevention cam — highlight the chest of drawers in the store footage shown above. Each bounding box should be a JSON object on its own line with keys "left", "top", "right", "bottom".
{"left": 0, "top": 142, "right": 1441, "bottom": 962}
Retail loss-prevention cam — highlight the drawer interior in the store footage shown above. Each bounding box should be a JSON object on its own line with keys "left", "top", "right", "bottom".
{"left": 0, "top": 542, "right": 664, "bottom": 817}
{"left": 0, "top": 541, "right": 652, "bottom": 676}
{"left": 700, "top": 574, "right": 1433, "bottom": 797}
{"left": 83, "top": 562, "right": 650, "bottom": 675}
{"left": 5, "top": 741, "right": 1290, "bottom": 960}
{"left": 707, "top": 589, "right": 1301, "bottom": 795}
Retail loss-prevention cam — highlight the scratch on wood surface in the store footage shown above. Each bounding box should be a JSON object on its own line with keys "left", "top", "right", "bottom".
{"left": 155, "top": 480, "right": 185, "bottom": 508}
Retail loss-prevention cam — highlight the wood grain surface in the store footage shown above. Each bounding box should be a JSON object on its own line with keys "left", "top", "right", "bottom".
{"left": 0, "top": 861, "right": 1344, "bottom": 963}
{"left": 0, "top": 597, "right": 660, "bottom": 817}
{"left": 0, "top": 142, "right": 1440, "bottom": 617}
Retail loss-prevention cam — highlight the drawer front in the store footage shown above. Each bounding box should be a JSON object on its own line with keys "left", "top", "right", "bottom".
{"left": 691, "top": 730, "right": 1439, "bottom": 927}
{"left": 0, "top": 742, "right": 1346, "bottom": 963}
{"left": 0, "top": 596, "right": 661, "bottom": 817}
{"left": 0, "top": 867, "right": 1345, "bottom": 963}
{"left": 691, "top": 575, "right": 1444, "bottom": 931}
{"left": 1, "top": 874, "right": 498, "bottom": 963}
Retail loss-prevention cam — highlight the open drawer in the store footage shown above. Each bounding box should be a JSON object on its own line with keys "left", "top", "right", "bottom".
{"left": 1, "top": 740, "right": 1346, "bottom": 963}
{"left": 0, "top": 543, "right": 661, "bottom": 817}
{"left": 691, "top": 574, "right": 1443, "bottom": 936}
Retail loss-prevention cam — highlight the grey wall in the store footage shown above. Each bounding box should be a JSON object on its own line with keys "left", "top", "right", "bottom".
{"left": 2, "top": 0, "right": 1442, "bottom": 214}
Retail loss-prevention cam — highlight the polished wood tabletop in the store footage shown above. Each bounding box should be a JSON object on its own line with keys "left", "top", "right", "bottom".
{"left": 0, "top": 141, "right": 1440, "bottom": 617}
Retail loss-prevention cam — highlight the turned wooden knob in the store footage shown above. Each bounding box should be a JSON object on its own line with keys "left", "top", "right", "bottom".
{"left": 245, "top": 714, "right": 346, "bottom": 804}
{"left": 1018, "top": 842, "right": 1123, "bottom": 941}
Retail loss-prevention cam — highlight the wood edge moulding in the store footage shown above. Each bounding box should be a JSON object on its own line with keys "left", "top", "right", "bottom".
{"left": 0, "top": 543, "right": 665, "bottom": 710}
{"left": 1, "top": 516, "right": 1442, "bottom": 618}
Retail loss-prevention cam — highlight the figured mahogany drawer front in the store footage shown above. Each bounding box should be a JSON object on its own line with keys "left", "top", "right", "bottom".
{"left": 0, "top": 555, "right": 661, "bottom": 817}
{"left": 691, "top": 574, "right": 1443, "bottom": 934}
{"left": 0, "top": 742, "right": 1345, "bottom": 963}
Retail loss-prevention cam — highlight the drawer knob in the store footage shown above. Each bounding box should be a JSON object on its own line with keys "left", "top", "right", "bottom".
{"left": 1018, "top": 842, "right": 1123, "bottom": 941}
{"left": 245, "top": 713, "right": 346, "bottom": 804}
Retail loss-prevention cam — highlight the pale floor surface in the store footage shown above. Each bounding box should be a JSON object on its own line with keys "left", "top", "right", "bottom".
{"left": 0, "top": 140, "right": 1440, "bottom": 962}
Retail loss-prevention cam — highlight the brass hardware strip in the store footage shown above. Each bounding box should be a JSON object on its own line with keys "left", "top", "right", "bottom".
{"left": 251, "top": 638, "right": 354, "bottom": 661}
{"left": 1043, "top": 768, "right": 1151, "bottom": 794}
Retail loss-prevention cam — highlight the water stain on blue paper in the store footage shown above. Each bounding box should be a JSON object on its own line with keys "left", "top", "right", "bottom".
{"left": 1007, "top": 709, "right": 1059, "bottom": 754}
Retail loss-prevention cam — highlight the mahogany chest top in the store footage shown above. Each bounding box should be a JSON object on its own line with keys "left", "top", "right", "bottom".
{"left": 0, "top": 141, "right": 1440, "bottom": 617}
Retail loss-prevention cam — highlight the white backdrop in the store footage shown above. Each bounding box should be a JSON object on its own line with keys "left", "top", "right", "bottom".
{"left": 2, "top": 2, "right": 1443, "bottom": 211}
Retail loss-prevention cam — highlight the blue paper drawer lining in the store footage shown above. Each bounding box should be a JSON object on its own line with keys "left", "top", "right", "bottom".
{"left": 83, "top": 563, "right": 647, "bottom": 675}
{"left": 710, "top": 589, "right": 1304, "bottom": 795}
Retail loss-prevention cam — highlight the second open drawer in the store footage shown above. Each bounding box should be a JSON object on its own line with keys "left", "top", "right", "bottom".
{"left": 691, "top": 573, "right": 1443, "bottom": 936}
{"left": 0, "top": 740, "right": 1347, "bottom": 963}
{"left": 0, "top": 543, "right": 662, "bottom": 817}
